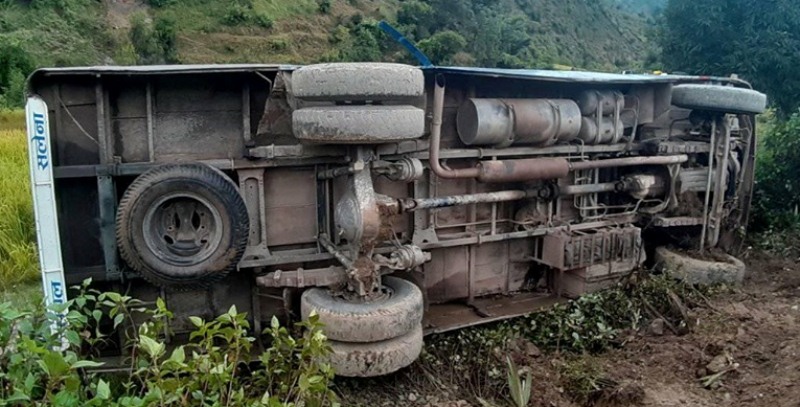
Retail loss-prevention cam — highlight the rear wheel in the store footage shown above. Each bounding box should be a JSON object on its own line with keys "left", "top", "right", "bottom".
{"left": 116, "top": 164, "right": 249, "bottom": 288}
{"left": 328, "top": 325, "right": 423, "bottom": 377}
{"left": 301, "top": 276, "right": 424, "bottom": 343}
{"left": 301, "top": 276, "right": 425, "bottom": 376}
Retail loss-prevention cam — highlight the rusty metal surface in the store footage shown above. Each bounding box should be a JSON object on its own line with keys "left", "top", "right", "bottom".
{"left": 559, "top": 259, "right": 641, "bottom": 298}
{"left": 238, "top": 168, "right": 270, "bottom": 262}
{"left": 255, "top": 266, "right": 347, "bottom": 288}
{"left": 569, "top": 154, "right": 689, "bottom": 171}
{"left": 263, "top": 168, "right": 317, "bottom": 246}
{"left": 561, "top": 182, "right": 618, "bottom": 196}
{"left": 400, "top": 190, "right": 532, "bottom": 211}
{"left": 428, "top": 75, "right": 481, "bottom": 179}
{"left": 456, "top": 98, "right": 582, "bottom": 147}
{"left": 424, "top": 292, "right": 563, "bottom": 335}
{"left": 477, "top": 158, "right": 570, "bottom": 183}
{"left": 539, "top": 226, "right": 643, "bottom": 271}
{"left": 652, "top": 216, "right": 704, "bottom": 227}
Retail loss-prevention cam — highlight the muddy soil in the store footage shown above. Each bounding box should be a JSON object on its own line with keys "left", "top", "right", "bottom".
{"left": 338, "top": 250, "right": 800, "bottom": 407}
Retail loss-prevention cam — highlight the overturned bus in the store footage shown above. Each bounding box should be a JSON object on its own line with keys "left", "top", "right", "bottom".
{"left": 26, "top": 63, "right": 766, "bottom": 376}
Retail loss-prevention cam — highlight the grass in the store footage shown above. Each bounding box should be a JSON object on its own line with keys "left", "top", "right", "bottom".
{"left": 0, "top": 110, "right": 24, "bottom": 131}
{"left": 0, "top": 281, "right": 42, "bottom": 312}
{"left": 0, "top": 110, "right": 39, "bottom": 292}
{"left": 0, "top": 0, "right": 110, "bottom": 67}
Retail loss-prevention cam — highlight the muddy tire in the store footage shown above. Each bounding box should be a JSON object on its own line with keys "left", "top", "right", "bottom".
{"left": 116, "top": 164, "right": 249, "bottom": 288}
{"left": 291, "top": 63, "right": 424, "bottom": 102}
{"left": 328, "top": 325, "right": 423, "bottom": 377}
{"left": 654, "top": 246, "right": 746, "bottom": 285}
{"left": 301, "top": 276, "right": 424, "bottom": 343}
{"left": 292, "top": 105, "right": 425, "bottom": 144}
{"left": 672, "top": 84, "right": 767, "bottom": 114}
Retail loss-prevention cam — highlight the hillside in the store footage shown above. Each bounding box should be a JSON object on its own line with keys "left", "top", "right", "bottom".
{"left": 613, "top": 0, "right": 666, "bottom": 15}
{"left": 0, "top": 0, "right": 655, "bottom": 107}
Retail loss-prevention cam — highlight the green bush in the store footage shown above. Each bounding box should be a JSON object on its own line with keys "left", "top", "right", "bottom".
{"left": 223, "top": 3, "right": 251, "bottom": 26}
{"left": 0, "top": 279, "right": 337, "bottom": 406}
{"left": 254, "top": 13, "right": 274, "bottom": 29}
{"left": 317, "top": 0, "right": 331, "bottom": 14}
{"left": 154, "top": 16, "right": 179, "bottom": 63}
{"left": 751, "top": 111, "right": 800, "bottom": 230}
{"left": 222, "top": 2, "right": 274, "bottom": 29}
{"left": 129, "top": 14, "right": 180, "bottom": 65}
{"left": 0, "top": 41, "right": 34, "bottom": 109}
{"left": 418, "top": 30, "right": 467, "bottom": 65}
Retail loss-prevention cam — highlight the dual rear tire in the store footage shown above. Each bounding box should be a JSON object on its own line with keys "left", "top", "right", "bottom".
{"left": 300, "top": 276, "right": 425, "bottom": 377}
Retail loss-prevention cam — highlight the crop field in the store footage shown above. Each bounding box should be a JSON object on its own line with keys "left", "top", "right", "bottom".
{"left": 0, "top": 112, "right": 38, "bottom": 292}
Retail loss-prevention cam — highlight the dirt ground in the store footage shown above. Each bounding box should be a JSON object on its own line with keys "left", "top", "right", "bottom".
{"left": 573, "top": 250, "right": 800, "bottom": 407}
{"left": 339, "top": 250, "right": 800, "bottom": 407}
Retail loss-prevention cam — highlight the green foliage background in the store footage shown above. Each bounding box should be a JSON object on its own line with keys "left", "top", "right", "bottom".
{"left": 660, "top": 0, "right": 800, "bottom": 115}
{"left": 657, "top": 0, "right": 800, "bottom": 227}
{"left": 0, "top": 0, "right": 661, "bottom": 108}
{"left": 3, "top": 0, "right": 800, "bottom": 230}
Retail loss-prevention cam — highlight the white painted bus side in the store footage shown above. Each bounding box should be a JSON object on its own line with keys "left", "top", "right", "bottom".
{"left": 26, "top": 96, "right": 69, "bottom": 333}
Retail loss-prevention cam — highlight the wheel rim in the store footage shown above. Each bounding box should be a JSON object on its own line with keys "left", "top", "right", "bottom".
{"left": 142, "top": 192, "right": 224, "bottom": 266}
{"left": 336, "top": 284, "right": 394, "bottom": 303}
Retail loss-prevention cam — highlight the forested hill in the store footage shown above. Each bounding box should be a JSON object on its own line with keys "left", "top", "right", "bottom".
{"left": 0, "top": 0, "right": 657, "bottom": 108}
{"left": 613, "top": 0, "right": 666, "bottom": 15}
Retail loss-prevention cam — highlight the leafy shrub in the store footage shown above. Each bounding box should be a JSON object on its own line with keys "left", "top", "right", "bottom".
{"left": 558, "top": 357, "right": 605, "bottom": 405}
{"left": 751, "top": 111, "right": 800, "bottom": 230}
{"left": 154, "top": 16, "right": 179, "bottom": 63}
{"left": 317, "top": 0, "right": 331, "bottom": 14}
{"left": 254, "top": 13, "right": 274, "bottom": 29}
{"left": 267, "top": 38, "right": 290, "bottom": 52}
{"left": 0, "top": 279, "right": 337, "bottom": 406}
{"left": 331, "top": 20, "right": 386, "bottom": 62}
{"left": 223, "top": 3, "right": 251, "bottom": 26}
{"left": 418, "top": 30, "right": 467, "bottom": 65}
{"left": 517, "top": 275, "right": 703, "bottom": 353}
{"left": 130, "top": 14, "right": 180, "bottom": 65}
{"left": 222, "top": 1, "right": 274, "bottom": 29}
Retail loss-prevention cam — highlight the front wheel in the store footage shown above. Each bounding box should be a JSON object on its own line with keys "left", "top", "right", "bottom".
{"left": 654, "top": 246, "right": 746, "bottom": 286}
{"left": 671, "top": 84, "right": 767, "bottom": 114}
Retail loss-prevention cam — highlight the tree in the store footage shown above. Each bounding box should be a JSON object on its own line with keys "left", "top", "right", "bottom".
{"left": 0, "top": 40, "right": 35, "bottom": 108}
{"left": 418, "top": 30, "right": 467, "bottom": 65}
{"left": 660, "top": 0, "right": 800, "bottom": 114}
{"left": 751, "top": 112, "right": 800, "bottom": 228}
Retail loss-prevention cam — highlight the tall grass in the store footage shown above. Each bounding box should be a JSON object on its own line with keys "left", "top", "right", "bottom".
{"left": 0, "top": 110, "right": 24, "bottom": 131}
{"left": 0, "top": 111, "right": 38, "bottom": 290}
